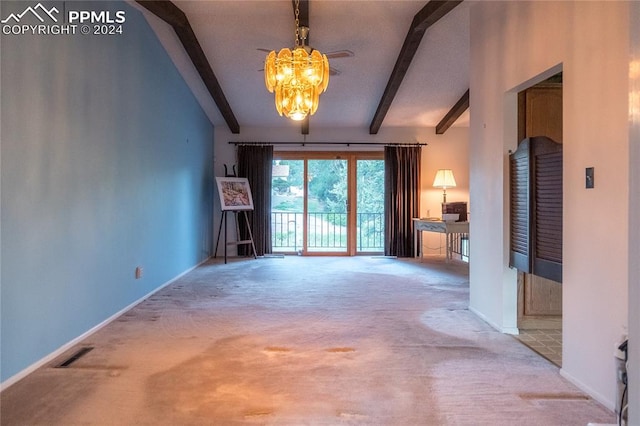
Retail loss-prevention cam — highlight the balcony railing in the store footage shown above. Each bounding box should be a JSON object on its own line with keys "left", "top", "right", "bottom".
{"left": 451, "top": 233, "right": 470, "bottom": 262}
{"left": 271, "top": 212, "right": 384, "bottom": 252}
{"left": 271, "top": 212, "right": 303, "bottom": 251}
{"left": 272, "top": 212, "right": 469, "bottom": 261}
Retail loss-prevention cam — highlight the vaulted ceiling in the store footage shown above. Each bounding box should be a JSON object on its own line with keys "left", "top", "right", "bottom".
{"left": 135, "top": 0, "right": 470, "bottom": 134}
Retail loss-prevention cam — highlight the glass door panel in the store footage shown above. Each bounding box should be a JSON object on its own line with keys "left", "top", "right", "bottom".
{"left": 307, "top": 159, "right": 348, "bottom": 253}
{"left": 356, "top": 159, "right": 385, "bottom": 253}
{"left": 271, "top": 160, "right": 304, "bottom": 253}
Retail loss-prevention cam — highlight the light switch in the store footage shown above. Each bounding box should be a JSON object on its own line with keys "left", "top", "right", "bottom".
{"left": 586, "top": 167, "right": 594, "bottom": 189}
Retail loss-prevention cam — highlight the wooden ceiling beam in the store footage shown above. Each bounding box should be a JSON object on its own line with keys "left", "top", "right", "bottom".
{"left": 136, "top": 0, "right": 240, "bottom": 134}
{"left": 435, "top": 89, "right": 469, "bottom": 134}
{"left": 369, "top": 0, "right": 463, "bottom": 134}
{"left": 294, "top": 0, "right": 311, "bottom": 135}
{"left": 294, "top": 0, "right": 310, "bottom": 30}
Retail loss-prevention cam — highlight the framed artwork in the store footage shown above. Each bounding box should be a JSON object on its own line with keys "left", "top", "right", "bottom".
{"left": 215, "top": 177, "right": 254, "bottom": 211}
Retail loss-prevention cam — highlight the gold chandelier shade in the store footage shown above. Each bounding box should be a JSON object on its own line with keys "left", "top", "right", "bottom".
{"left": 264, "top": 41, "right": 330, "bottom": 121}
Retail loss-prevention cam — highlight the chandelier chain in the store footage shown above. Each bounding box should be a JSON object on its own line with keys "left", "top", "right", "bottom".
{"left": 294, "top": 0, "right": 300, "bottom": 47}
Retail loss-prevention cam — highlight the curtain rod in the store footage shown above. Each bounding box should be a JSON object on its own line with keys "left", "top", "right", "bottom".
{"left": 228, "top": 141, "right": 427, "bottom": 146}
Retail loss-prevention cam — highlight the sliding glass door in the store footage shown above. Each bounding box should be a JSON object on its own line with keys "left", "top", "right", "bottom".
{"left": 271, "top": 153, "right": 384, "bottom": 255}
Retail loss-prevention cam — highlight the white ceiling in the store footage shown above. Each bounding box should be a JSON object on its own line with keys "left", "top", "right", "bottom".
{"left": 136, "top": 0, "right": 470, "bottom": 132}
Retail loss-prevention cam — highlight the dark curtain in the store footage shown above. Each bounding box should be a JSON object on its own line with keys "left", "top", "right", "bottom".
{"left": 384, "top": 145, "right": 421, "bottom": 257}
{"left": 237, "top": 145, "right": 273, "bottom": 256}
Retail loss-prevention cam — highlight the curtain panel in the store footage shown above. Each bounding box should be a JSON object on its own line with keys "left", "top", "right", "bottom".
{"left": 237, "top": 145, "right": 273, "bottom": 256}
{"left": 384, "top": 146, "right": 421, "bottom": 257}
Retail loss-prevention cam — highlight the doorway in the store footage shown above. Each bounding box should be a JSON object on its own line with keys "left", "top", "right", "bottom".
{"left": 271, "top": 152, "right": 384, "bottom": 255}
{"left": 513, "top": 71, "right": 563, "bottom": 366}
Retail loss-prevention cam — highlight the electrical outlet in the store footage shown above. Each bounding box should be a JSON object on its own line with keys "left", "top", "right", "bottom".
{"left": 135, "top": 266, "right": 143, "bottom": 279}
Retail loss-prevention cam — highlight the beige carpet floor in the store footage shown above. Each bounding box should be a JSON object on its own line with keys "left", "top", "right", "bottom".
{"left": 1, "top": 256, "right": 614, "bottom": 425}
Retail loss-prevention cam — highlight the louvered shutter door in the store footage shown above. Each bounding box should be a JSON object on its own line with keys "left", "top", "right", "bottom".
{"left": 509, "top": 140, "right": 531, "bottom": 272}
{"left": 532, "top": 137, "right": 563, "bottom": 282}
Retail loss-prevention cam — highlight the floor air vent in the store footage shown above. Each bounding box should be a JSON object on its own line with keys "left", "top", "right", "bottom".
{"left": 55, "top": 347, "right": 94, "bottom": 368}
{"left": 518, "top": 392, "right": 590, "bottom": 401}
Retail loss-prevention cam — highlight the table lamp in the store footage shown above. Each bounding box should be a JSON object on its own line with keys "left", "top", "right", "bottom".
{"left": 433, "top": 169, "right": 456, "bottom": 203}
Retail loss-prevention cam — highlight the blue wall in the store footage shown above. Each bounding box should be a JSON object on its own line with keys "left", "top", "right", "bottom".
{"left": 0, "top": 1, "right": 214, "bottom": 382}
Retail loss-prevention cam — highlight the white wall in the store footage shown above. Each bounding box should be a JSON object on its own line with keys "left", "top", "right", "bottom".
{"left": 419, "top": 128, "right": 470, "bottom": 256}
{"left": 213, "top": 125, "right": 469, "bottom": 257}
{"left": 469, "top": 1, "right": 629, "bottom": 410}
{"left": 628, "top": 2, "right": 640, "bottom": 423}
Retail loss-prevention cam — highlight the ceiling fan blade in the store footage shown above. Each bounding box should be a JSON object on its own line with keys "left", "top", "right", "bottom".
{"left": 324, "top": 49, "right": 354, "bottom": 59}
{"left": 259, "top": 48, "right": 353, "bottom": 60}
{"left": 258, "top": 45, "right": 342, "bottom": 75}
{"left": 259, "top": 67, "right": 339, "bottom": 76}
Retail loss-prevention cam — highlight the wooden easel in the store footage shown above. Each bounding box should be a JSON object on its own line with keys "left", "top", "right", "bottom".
{"left": 214, "top": 210, "right": 257, "bottom": 264}
{"left": 214, "top": 164, "right": 257, "bottom": 264}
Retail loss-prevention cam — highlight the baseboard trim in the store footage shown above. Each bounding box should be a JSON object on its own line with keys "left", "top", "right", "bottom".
{"left": 0, "top": 258, "right": 210, "bottom": 392}
{"left": 469, "top": 306, "right": 520, "bottom": 335}
{"left": 559, "top": 368, "right": 615, "bottom": 412}
{"left": 518, "top": 315, "right": 562, "bottom": 330}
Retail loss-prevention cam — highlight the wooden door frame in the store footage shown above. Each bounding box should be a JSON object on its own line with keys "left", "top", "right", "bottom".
{"left": 350, "top": 152, "right": 385, "bottom": 255}
{"left": 516, "top": 79, "right": 563, "bottom": 330}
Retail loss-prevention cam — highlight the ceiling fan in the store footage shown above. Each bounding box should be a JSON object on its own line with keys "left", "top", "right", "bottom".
{"left": 257, "top": 44, "right": 354, "bottom": 76}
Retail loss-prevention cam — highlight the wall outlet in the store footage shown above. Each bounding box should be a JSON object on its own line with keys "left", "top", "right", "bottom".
{"left": 135, "top": 266, "right": 143, "bottom": 279}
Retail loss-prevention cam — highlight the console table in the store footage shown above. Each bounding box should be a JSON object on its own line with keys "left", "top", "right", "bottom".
{"left": 413, "top": 218, "right": 469, "bottom": 261}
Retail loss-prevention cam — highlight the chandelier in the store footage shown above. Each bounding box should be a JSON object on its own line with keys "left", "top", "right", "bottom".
{"left": 264, "top": 0, "right": 330, "bottom": 121}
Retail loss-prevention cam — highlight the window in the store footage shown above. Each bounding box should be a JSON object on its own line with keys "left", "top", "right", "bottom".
{"left": 271, "top": 153, "right": 384, "bottom": 255}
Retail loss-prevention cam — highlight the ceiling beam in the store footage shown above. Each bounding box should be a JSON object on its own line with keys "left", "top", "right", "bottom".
{"left": 293, "top": 0, "right": 310, "bottom": 30}
{"left": 294, "top": 0, "right": 310, "bottom": 134}
{"left": 369, "top": 0, "right": 463, "bottom": 134}
{"left": 136, "top": 1, "right": 240, "bottom": 134}
{"left": 435, "top": 89, "right": 469, "bottom": 134}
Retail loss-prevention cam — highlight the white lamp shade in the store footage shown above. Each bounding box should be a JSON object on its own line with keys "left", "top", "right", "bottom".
{"left": 433, "top": 169, "right": 457, "bottom": 189}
